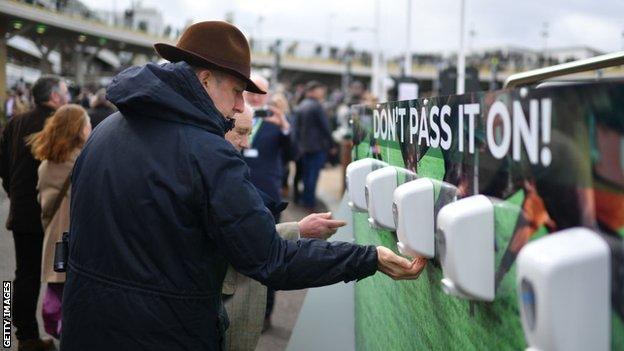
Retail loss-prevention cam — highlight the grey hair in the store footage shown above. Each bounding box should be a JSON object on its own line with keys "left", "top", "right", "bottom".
{"left": 32, "top": 75, "right": 62, "bottom": 106}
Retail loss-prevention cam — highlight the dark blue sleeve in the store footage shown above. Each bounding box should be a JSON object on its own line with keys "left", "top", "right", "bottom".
{"left": 195, "top": 138, "right": 378, "bottom": 290}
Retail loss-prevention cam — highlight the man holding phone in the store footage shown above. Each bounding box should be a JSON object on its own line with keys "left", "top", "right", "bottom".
{"left": 242, "top": 74, "right": 292, "bottom": 210}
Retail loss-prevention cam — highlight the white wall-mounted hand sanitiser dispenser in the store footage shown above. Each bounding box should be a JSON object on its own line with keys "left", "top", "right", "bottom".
{"left": 394, "top": 178, "right": 458, "bottom": 258}
{"left": 346, "top": 158, "right": 388, "bottom": 212}
{"left": 516, "top": 227, "right": 610, "bottom": 351}
{"left": 365, "top": 166, "right": 415, "bottom": 230}
{"left": 437, "top": 195, "right": 495, "bottom": 301}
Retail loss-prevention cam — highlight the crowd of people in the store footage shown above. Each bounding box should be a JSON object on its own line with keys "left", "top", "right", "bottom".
{"left": 0, "top": 20, "right": 425, "bottom": 351}
{"left": 5, "top": 72, "right": 373, "bottom": 214}
{"left": 5, "top": 83, "right": 117, "bottom": 129}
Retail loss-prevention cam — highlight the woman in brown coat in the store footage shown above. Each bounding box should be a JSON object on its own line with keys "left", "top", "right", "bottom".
{"left": 27, "top": 104, "right": 91, "bottom": 339}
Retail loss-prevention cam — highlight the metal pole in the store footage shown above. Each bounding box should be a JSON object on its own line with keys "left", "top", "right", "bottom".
{"left": 326, "top": 13, "right": 335, "bottom": 54}
{"left": 271, "top": 39, "right": 281, "bottom": 88}
{"left": 541, "top": 22, "right": 549, "bottom": 66}
{"left": 257, "top": 16, "right": 264, "bottom": 52}
{"left": 73, "top": 44, "right": 85, "bottom": 86}
{"left": 372, "top": 0, "right": 381, "bottom": 99}
{"left": 379, "top": 52, "right": 387, "bottom": 102}
{"left": 504, "top": 50, "right": 624, "bottom": 88}
{"left": 456, "top": 0, "right": 466, "bottom": 94}
{"left": 404, "top": 0, "right": 412, "bottom": 77}
{"left": 342, "top": 48, "right": 353, "bottom": 94}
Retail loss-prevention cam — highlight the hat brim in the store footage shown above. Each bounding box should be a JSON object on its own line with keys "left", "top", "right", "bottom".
{"left": 154, "top": 43, "right": 266, "bottom": 94}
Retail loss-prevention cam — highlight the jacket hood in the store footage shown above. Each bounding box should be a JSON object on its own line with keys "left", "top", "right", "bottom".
{"left": 106, "top": 61, "right": 231, "bottom": 135}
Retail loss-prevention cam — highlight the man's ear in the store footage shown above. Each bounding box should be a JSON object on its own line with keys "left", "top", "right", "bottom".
{"left": 197, "top": 69, "right": 213, "bottom": 88}
{"left": 48, "top": 90, "right": 59, "bottom": 104}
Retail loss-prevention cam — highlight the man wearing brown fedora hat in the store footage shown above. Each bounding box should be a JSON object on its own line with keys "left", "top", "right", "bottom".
{"left": 60, "top": 21, "right": 427, "bottom": 351}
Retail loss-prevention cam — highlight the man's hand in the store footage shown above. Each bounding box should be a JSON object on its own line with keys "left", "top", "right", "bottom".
{"left": 298, "top": 212, "right": 346, "bottom": 240}
{"left": 263, "top": 106, "right": 290, "bottom": 132}
{"left": 376, "top": 246, "right": 427, "bottom": 280}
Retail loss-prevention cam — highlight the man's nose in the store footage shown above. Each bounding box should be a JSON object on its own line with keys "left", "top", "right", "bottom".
{"left": 241, "top": 135, "right": 250, "bottom": 149}
{"left": 233, "top": 95, "right": 244, "bottom": 114}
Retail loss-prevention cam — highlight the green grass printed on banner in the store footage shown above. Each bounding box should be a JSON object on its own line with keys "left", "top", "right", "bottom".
{"left": 353, "top": 141, "right": 532, "bottom": 350}
{"left": 417, "top": 148, "right": 445, "bottom": 181}
{"left": 354, "top": 197, "right": 532, "bottom": 350}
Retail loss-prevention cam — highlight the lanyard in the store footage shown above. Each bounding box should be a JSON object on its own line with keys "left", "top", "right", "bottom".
{"left": 249, "top": 118, "right": 264, "bottom": 146}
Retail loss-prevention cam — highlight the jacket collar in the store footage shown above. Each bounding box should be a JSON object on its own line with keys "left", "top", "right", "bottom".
{"left": 34, "top": 104, "right": 56, "bottom": 117}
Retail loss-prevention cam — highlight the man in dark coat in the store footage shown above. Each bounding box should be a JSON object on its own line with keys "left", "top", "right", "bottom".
{"left": 60, "top": 21, "right": 425, "bottom": 351}
{"left": 0, "top": 75, "right": 68, "bottom": 351}
{"left": 294, "top": 81, "right": 334, "bottom": 208}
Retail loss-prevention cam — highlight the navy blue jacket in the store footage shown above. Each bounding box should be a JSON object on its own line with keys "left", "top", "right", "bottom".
{"left": 294, "top": 97, "right": 333, "bottom": 154}
{"left": 243, "top": 120, "right": 290, "bottom": 202}
{"left": 60, "top": 62, "right": 378, "bottom": 351}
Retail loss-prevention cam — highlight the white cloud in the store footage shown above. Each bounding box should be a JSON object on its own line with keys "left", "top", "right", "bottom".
{"left": 81, "top": 0, "right": 624, "bottom": 54}
{"left": 553, "top": 13, "right": 621, "bottom": 52}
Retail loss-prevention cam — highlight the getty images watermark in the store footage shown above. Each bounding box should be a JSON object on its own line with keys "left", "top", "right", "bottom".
{"left": 2, "top": 281, "right": 10, "bottom": 348}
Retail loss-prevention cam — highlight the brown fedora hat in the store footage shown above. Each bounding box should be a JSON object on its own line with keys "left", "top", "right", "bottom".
{"left": 154, "top": 21, "right": 265, "bottom": 94}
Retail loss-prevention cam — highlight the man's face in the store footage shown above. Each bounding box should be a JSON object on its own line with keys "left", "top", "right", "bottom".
{"left": 204, "top": 72, "right": 246, "bottom": 119}
{"left": 224, "top": 106, "right": 253, "bottom": 151}
{"left": 243, "top": 91, "right": 268, "bottom": 108}
{"left": 310, "top": 86, "right": 327, "bottom": 101}
{"left": 49, "top": 82, "right": 69, "bottom": 110}
{"left": 243, "top": 75, "right": 269, "bottom": 108}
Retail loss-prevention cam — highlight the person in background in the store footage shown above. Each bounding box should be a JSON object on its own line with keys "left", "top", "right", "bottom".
{"left": 294, "top": 81, "right": 333, "bottom": 210}
{"left": 0, "top": 75, "right": 68, "bottom": 351}
{"left": 242, "top": 74, "right": 293, "bottom": 329}
{"left": 222, "top": 104, "right": 345, "bottom": 350}
{"left": 242, "top": 74, "right": 292, "bottom": 208}
{"left": 270, "top": 93, "right": 297, "bottom": 199}
{"left": 26, "top": 104, "right": 92, "bottom": 340}
{"left": 88, "top": 89, "right": 116, "bottom": 129}
{"left": 5, "top": 89, "right": 17, "bottom": 119}
{"left": 76, "top": 86, "right": 92, "bottom": 110}
{"left": 5, "top": 88, "right": 30, "bottom": 120}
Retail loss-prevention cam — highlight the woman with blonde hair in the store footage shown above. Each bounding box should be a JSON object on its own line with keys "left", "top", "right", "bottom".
{"left": 26, "top": 104, "right": 91, "bottom": 339}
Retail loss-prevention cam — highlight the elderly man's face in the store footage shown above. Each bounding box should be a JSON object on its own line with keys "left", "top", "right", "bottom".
{"left": 243, "top": 75, "right": 269, "bottom": 108}
{"left": 203, "top": 71, "right": 246, "bottom": 119}
{"left": 225, "top": 106, "right": 253, "bottom": 151}
{"left": 244, "top": 91, "right": 268, "bottom": 108}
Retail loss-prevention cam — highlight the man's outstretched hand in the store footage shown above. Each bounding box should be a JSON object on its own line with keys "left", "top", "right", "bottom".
{"left": 298, "top": 212, "right": 347, "bottom": 240}
{"left": 376, "top": 246, "right": 427, "bottom": 280}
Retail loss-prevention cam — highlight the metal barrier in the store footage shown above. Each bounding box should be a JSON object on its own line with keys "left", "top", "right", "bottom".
{"left": 503, "top": 50, "right": 624, "bottom": 88}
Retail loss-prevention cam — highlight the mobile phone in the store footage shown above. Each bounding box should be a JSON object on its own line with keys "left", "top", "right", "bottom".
{"left": 253, "top": 109, "right": 274, "bottom": 118}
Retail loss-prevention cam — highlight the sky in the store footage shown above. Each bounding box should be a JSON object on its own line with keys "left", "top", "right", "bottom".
{"left": 82, "top": 0, "right": 624, "bottom": 55}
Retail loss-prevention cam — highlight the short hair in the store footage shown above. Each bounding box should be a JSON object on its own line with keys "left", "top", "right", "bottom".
{"left": 305, "top": 80, "right": 325, "bottom": 93}
{"left": 32, "top": 75, "right": 62, "bottom": 106}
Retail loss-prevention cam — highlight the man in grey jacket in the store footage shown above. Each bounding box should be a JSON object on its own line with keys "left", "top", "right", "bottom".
{"left": 222, "top": 104, "right": 344, "bottom": 350}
